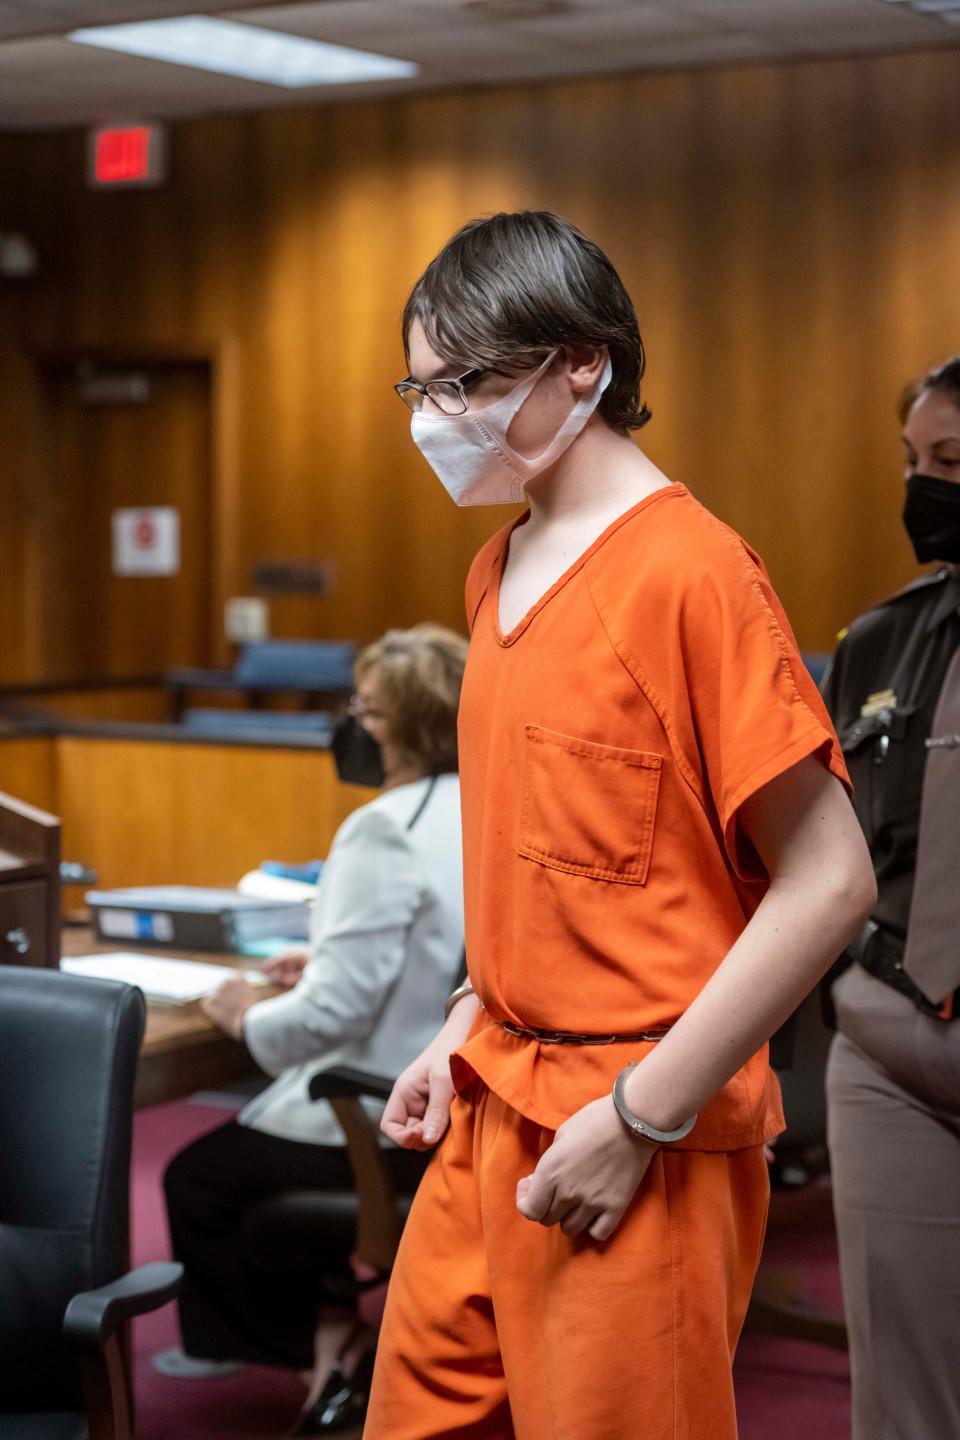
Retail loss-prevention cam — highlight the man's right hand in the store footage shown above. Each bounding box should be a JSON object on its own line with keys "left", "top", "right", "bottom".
{"left": 381, "top": 994, "right": 479, "bottom": 1150}
{"left": 262, "top": 946, "right": 310, "bottom": 990}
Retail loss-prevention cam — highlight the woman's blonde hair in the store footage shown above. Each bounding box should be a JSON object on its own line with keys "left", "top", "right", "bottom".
{"left": 355, "top": 623, "right": 468, "bottom": 775}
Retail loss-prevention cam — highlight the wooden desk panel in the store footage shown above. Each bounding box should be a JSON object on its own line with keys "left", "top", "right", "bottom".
{"left": 57, "top": 736, "right": 373, "bottom": 889}
{"left": 0, "top": 880, "right": 50, "bottom": 965}
{"left": 0, "top": 736, "right": 59, "bottom": 814}
{"left": 0, "top": 728, "right": 375, "bottom": 911}
{"left": 62, "top": 926, "right": 275, "bottom": 1109}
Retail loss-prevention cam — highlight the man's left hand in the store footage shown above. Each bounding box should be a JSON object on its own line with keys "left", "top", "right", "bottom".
{"left": 201, "top": 973, "right": 260, "bottom": 1040}
{"left": 516, "top": 1094, "right": 658, "bottom": 1242}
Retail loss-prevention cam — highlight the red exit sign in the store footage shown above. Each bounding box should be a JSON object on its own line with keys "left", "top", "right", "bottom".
{"left": 87, "top": 123, "right": 167, "bottom": 189}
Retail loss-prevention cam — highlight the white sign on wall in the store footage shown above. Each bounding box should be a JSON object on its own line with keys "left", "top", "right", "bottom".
{"left": 225, "top": 596, "right": 270, "bottom": 644}
{"left": 112, "top": 507, "right": 180, "bottom": 576}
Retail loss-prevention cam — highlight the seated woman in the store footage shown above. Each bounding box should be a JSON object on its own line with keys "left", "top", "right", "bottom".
{"left": 157, "top": 623, "right": 467, "bottom": 1430}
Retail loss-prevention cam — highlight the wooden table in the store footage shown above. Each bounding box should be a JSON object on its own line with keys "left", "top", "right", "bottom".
{"left": 61, "top": 925, "right": 270, "bottom": 1109}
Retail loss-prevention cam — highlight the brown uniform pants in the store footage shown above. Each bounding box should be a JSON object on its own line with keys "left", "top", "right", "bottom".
{"left": 827, "top": 964, "right": 960, "bottom": 1440}
{"left": 365, "top": 1079, "right": 769, "bottom": 1440}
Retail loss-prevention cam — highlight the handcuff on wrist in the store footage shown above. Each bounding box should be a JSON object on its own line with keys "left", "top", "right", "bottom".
{"left": 444, "top": 980, "right": 475, "bottom": 1022}
{"left": 612, "top": 1062, "right": 697, "bottom": 1144}
{"left": 441, "top": 993, "right": 696, "bottom": 1142}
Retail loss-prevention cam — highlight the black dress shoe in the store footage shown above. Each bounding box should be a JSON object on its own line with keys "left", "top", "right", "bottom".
{"left": 294, "top": 1347, "right": 375, "bottom": 1435}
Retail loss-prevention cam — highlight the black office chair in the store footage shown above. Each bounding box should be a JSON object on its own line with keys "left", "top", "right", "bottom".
{"left": 0, "top": 966, "right": 182, "bottom": 1439}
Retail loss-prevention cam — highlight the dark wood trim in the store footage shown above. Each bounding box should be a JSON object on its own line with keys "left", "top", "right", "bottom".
{"left": 0, "top": 676, "right": 164, "bottom": 698}
{"left": 0, "top": 791, "right": 60, "bottom": 967}
{"left": 0, "top": 791, "right": 59, "bottom": 862}
{"left": 133, "top": 1033, "right": 260, "bottom": 1111}
{"left": 0, "top": 715, "right": 330, "bottom": 753}
{"left": 29, "top": 344, "right": 214, "bottom": 372}
{"left": 81, "top": 1329, "right": 133, "bottom": 1440}
{"left": 0, "top": 719, "right": 55, "bottom": 740}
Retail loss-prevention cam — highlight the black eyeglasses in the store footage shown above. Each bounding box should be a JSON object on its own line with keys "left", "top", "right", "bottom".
{"left": 394, "top": 366, "right": 489, "bottom": 416}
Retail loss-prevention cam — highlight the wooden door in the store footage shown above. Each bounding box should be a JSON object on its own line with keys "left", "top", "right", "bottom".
{"left": 33, "top": 360, "right": 212, "bottom": 681}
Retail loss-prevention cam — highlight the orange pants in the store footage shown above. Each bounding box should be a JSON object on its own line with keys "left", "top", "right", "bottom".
{"left": 365, "top": 1081, "right": 769, "bottom": 1440}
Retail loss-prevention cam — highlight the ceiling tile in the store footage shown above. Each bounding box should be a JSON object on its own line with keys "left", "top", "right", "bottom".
{"left": 232, "top": 1, "right": 470, "bottom": 42}
{"left": 0, "top": 0, "right": 958, "bottom": 132}
{"left": 510, "top": 2, "right": 714, "bottom": 46}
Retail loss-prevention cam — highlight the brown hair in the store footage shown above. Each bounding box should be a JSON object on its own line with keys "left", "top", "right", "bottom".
{"left": 898, "top": 354, "right": 960, "bottom": 424}
{"left": 355, "top": 623, "right": 468, "bottom": 775}
{"left": 402, "top": 211, "right": 651, "bottom": 434}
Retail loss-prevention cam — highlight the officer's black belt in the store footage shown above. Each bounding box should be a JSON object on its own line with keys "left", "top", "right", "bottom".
{"left": 855, "top": 921, "right": 959, "bottom": 1021}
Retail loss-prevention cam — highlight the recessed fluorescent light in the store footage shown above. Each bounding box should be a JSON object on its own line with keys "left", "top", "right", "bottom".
{"left": 69, "top": 15, "right": 419, "bottom": 89}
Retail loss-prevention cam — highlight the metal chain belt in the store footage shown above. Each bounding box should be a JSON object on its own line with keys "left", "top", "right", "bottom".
{"left": 497, "top": 1019, "right": 672, "bottom": 1046}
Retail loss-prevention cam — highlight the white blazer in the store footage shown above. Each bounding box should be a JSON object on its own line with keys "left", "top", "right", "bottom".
{"left": 239, "top": 773, "right": 463, "bottom": 1147}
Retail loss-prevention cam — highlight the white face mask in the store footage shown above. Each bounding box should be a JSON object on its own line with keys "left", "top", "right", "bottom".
{"left": 410, "top": 351, "right": 613, "bottom": 507}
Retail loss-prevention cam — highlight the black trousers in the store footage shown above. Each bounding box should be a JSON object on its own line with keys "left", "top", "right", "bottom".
{"left": 164, "top": 1118, "right": 426, "bottom": 1370}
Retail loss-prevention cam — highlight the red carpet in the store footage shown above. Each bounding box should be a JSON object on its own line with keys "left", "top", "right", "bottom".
{"left": 736, "top": 1185, "right": 851, "bottom": 1439}
{"left": 132, "top": 1101, "right": 307, "bottom": 1439}
{"left": 132, "top": 1102, "right": 850, "bottom": 1439}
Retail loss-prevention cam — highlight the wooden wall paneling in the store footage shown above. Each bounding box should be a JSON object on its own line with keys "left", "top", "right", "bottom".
{"left": 30, "top": 359, "right": 213, "bottom": 681}
{"left": 330, "top": 100, "right": 421, "bottom": 638}
{"left": 388, "top": 90, "right": 530, "bottom": 629}
{"left": 243, "top": 106, "right": 343, "bottom": 640}
{"left": 209, "top": 338, "right": 244, "bottom": 668}
{"left": 55, "top": 736, "right": 374, "bottom": 890}
{"left": 0, "top": 339, "right": 27, "bottom": 681}
{"left": 0, "top": 738, "right": 59, "bottom": 815}
{"left": 2, "top": 48, "right": 960, "bottom": 676}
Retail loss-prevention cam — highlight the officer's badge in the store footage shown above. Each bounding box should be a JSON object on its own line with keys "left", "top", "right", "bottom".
{"left": 860, "top": 688, "right": 897, "bottom": 718}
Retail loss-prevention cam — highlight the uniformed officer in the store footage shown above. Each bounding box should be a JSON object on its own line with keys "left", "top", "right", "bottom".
{"left": 822, "top": 353, "right": 960, "bottom": 1440}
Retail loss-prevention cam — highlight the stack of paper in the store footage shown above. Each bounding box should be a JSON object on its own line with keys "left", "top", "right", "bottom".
{"left": 237, "top": 869, "right": 318, "bottom": 903}
{"left": 61, "top": 952, "right": 269, "bottom": 1005}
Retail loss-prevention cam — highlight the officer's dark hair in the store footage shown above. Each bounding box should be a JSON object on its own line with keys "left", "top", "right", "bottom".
{"left": 898, "top": 355, "right": 960, "bottom": 424}
{"left": 402, "top": 211, "right": 651, "bottom": 435}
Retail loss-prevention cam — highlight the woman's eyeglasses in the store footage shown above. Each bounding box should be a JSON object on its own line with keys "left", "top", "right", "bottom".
{"left": 348, "top": 695, "right": 387, "bottom": 721}
{"left": 394, "top": 366, "right": 488, "bottom": 417}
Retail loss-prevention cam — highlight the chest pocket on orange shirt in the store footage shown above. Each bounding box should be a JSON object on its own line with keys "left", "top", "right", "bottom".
{"left": 517, "top": 724, "right": 663, "bottom": 885}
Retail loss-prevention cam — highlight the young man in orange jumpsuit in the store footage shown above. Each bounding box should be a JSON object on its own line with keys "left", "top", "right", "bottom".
{"left": 368, "top": 212, "right": 875, "bottom": 1440}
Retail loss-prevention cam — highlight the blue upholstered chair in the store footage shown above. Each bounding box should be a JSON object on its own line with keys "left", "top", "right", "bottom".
{"left": 166, "top": 640, "right": 357, "bottom": 721}
{"left": 181, "top": 708, "right": 334, "bottom": 743}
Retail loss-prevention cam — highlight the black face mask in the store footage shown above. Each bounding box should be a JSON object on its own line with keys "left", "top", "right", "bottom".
{"left": 903, "top": 473, "right": 960, "bottom": 564}
{"left": 331, "top": 714, "right": 386, "bottom": 788}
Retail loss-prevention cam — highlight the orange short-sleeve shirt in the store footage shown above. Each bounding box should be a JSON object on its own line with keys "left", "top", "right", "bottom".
{"left": 450, "top": 483, "right": 850, "bottom": 1150}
